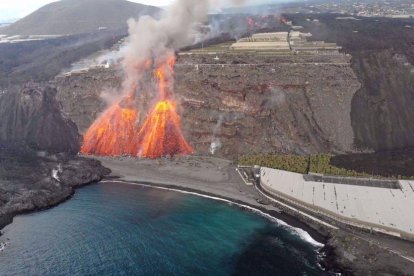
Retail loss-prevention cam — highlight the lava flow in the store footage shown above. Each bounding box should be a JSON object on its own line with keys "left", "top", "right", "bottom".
{"left": 135, "top": 100, "right": 193, "bottom": 158}
{"left": 81, "top": 55, "right": 193, "bottom": 159}
{"left": 80, "top": 95, "right": 141, "bottom": 156}
{"left": 135, "top": 56, "right": 193, "bottom": 158}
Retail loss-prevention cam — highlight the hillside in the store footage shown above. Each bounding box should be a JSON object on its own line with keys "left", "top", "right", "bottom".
{"left": 54, "top": 53, "right": 360, "bottom": 158}
{"left": 286, "top": 14, "right": 414, "bottom": 152}
{"left": 2, "top": 0, "right": 160, "bottom": 35}
{"left": 0, "top": 30, "right": 125, "bottom": 87}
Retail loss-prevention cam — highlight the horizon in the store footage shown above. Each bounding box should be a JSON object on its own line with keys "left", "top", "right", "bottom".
{"left": 0, "top": 0, "right": 286, "bottom": 23}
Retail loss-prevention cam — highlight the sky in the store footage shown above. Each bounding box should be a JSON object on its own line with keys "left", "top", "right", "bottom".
{"left": 0, "top": 0, "right": 173, "bottom": 22}
{"left": 0, "top": 0, "right": 278, "bottom": 22}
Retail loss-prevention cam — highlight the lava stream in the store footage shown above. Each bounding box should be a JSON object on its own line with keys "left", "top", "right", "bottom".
{"left": 136, "top": 100, "right": 193, "bottom": 158}
{"left": 81, "top": 55, "right": 193, "bottom": 159}
{"left": 80, "top": 97, "right": 140, "bottom": 156}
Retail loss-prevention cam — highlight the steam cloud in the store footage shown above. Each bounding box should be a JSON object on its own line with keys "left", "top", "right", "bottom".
{"left": 120, "top": 0, "right": 244, "bottom": 95}
{"left": 210, "top": 114, "right": 225, "bottom": 155}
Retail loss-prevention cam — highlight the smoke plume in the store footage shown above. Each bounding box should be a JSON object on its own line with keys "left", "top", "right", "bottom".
{"left": 120, "top": 0, "right": 244, "bottom": 95}
{"left": 81, "top": 0, "right": 247, "bottom": 158}
{"left": 210, "top": 114, "right": 225, "bottom": 155}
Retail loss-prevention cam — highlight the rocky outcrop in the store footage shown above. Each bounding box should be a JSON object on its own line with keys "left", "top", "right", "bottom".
{"left": 0, "top": 151, "right": 111, "bottom": 230}
{"left": 0, "top": 83, "right": 111, "bottom": 231}
{"left": 0, "top": 83, "right": 81, "bottom": 154}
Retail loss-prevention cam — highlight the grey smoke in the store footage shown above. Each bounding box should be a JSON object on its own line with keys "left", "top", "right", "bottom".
{"left": 204, "top": 16, "right": 250, "bottom": 40}
{"left": 120, "top": 0, "right": 245, "bottom": 95}
{"left": 209, "top": 114, "right": 225, "bottom": 155}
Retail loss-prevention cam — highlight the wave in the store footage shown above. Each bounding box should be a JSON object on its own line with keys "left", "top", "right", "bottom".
{"left": 101, "top": 180, "right": 324, "bottom": 248}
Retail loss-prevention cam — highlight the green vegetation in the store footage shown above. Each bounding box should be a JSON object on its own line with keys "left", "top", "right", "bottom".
{"left": 238, "top": 154, "right": 309, "bottom": 174}
{"left": 239, "top": 154, "right": 379, "bottom": 178}
{"left": 308, "top": 154, "right": 369, "bottom": 177}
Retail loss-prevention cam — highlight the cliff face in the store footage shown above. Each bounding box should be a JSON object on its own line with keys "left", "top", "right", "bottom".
{"left": 55, "top": 69, "right": 123, "bottom": 132}
{"left": 351, "top": 50, "right": 414, "bottom": 151}
{"left": 55, "top": 53, "right": 360, "bottom": 157}
{"left": 0, "top": 83, "right": 110, "bottom": 231}
{"left": 285, "top": 14, "right": 414, "bottom": 153}
{"left": 0, "top": 84, "right": 81, "bottom": 154}
{"left": 176, "top": 54, "right": 359, "bottom": 157}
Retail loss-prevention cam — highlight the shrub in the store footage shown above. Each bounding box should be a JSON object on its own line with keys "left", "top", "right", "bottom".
{"left": 239, "top": 154, "right": 383, "bottom": 178}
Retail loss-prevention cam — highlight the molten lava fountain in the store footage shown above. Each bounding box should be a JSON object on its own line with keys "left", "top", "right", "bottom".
{"left": 81, "top": 95, "right": 141, "bottom": 156}
{"left": 81, "top": 56, "right": 193, "bottom": 159}
{"left": 135, "top": 57, "right": 193, "bottom": 158}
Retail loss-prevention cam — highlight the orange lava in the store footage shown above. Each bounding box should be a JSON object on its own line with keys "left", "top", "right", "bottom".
{"left": 81, "top": 55, "right": 193, "bottom": 158}
{"left": 80, "top": 96, "right": 141, "bottom": 156}
{"left": 137, "top": 55, "right": 193, "bottom": 158}
{"left": 136, "top": 100, "right": 193, "bottom": 158}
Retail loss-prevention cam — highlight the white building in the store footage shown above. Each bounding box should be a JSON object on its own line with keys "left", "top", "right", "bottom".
{"left": 230, "top": 32, "right": 290, "bottom": 52}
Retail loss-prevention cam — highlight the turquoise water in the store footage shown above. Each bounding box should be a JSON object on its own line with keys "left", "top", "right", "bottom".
{"left": 0, "top": 182, "right": 328, "bottom": 275}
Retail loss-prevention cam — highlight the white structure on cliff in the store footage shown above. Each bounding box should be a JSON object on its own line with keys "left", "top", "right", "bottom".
{"left": 230, "top": 32, "right": 290, "bottom": 52}
{"left": 230, "top": 31, "right": 341, "bottom": 54}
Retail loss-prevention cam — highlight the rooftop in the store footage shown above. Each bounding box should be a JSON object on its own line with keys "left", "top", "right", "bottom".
{"left": 261, "top": 167, "right": 414, "bottom": 238}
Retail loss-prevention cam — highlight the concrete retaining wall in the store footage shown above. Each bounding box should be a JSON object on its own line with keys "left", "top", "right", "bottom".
{"left": 260, "top": 167, "right": 414, "bottom": 239}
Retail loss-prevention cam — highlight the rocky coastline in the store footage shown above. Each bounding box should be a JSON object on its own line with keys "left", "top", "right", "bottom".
{"left": 0, "top": 83, "right": 110, "bottom": 232}
{"left": 0, "top": 152, "right": 110, "bottom": 232}
{"left": 3, "top": 153, "right": 414, "bottom": 275}
{"left": 0, "top": 82, "right": 413, "bottom": 275}
{"left": 94, "top": 155, "right": 414, "bottom": 276}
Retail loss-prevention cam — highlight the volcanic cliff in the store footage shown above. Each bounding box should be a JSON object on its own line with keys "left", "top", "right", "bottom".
{"left": 287, "top": 13, "right": 414, "bottom": 152}
{"left": 0, "top": 83, "right": 110, "bottom": 230}
{"left": 54, "top": 52, "right": 360, "bottom": 158}
{"left": 0, "top": 83, "right": 80, "bottom": 154}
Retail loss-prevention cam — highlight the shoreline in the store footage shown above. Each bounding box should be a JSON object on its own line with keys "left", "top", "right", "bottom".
{"left": 93, "top": 156, "right": 414, "bottom": 275}
{"left": 0, "top": 156, "right": 110, "bottom": 234}
{"left": 0, "top": 190, "right": 74, "bottom": 232}
{"left": 10, "top": 155, "right": 414, "bottom": 274}
{"left": 0, "top": 176, "right": 336, "bottom": 275}
{"left": 94, "top": 156, "right": 335, "bottom": 242}
{"left": 0, "top": 178, "right": 101, "bottom": 233}
{"left": 1, "top": 155, "right": 344, "bottom": 272}
{"left": 92, "top": 156, "right": 349, "bottom": 273}
{"left": 101, "top": 179, "right": 327, "bottom": 247}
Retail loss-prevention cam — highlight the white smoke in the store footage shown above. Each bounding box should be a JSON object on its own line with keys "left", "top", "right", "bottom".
{"left": 51, "top": 164, "right": 62, "bottom": 183}
{"left": 120, "top": 0, "right": 245, "bottom": 95}
{"left": 209, "top": 114, "right": 225, "bottom": 155}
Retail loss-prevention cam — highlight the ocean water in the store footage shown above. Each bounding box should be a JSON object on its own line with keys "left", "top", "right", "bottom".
{"left": 0, "top": 182, "right": 328, "bottom": 275}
